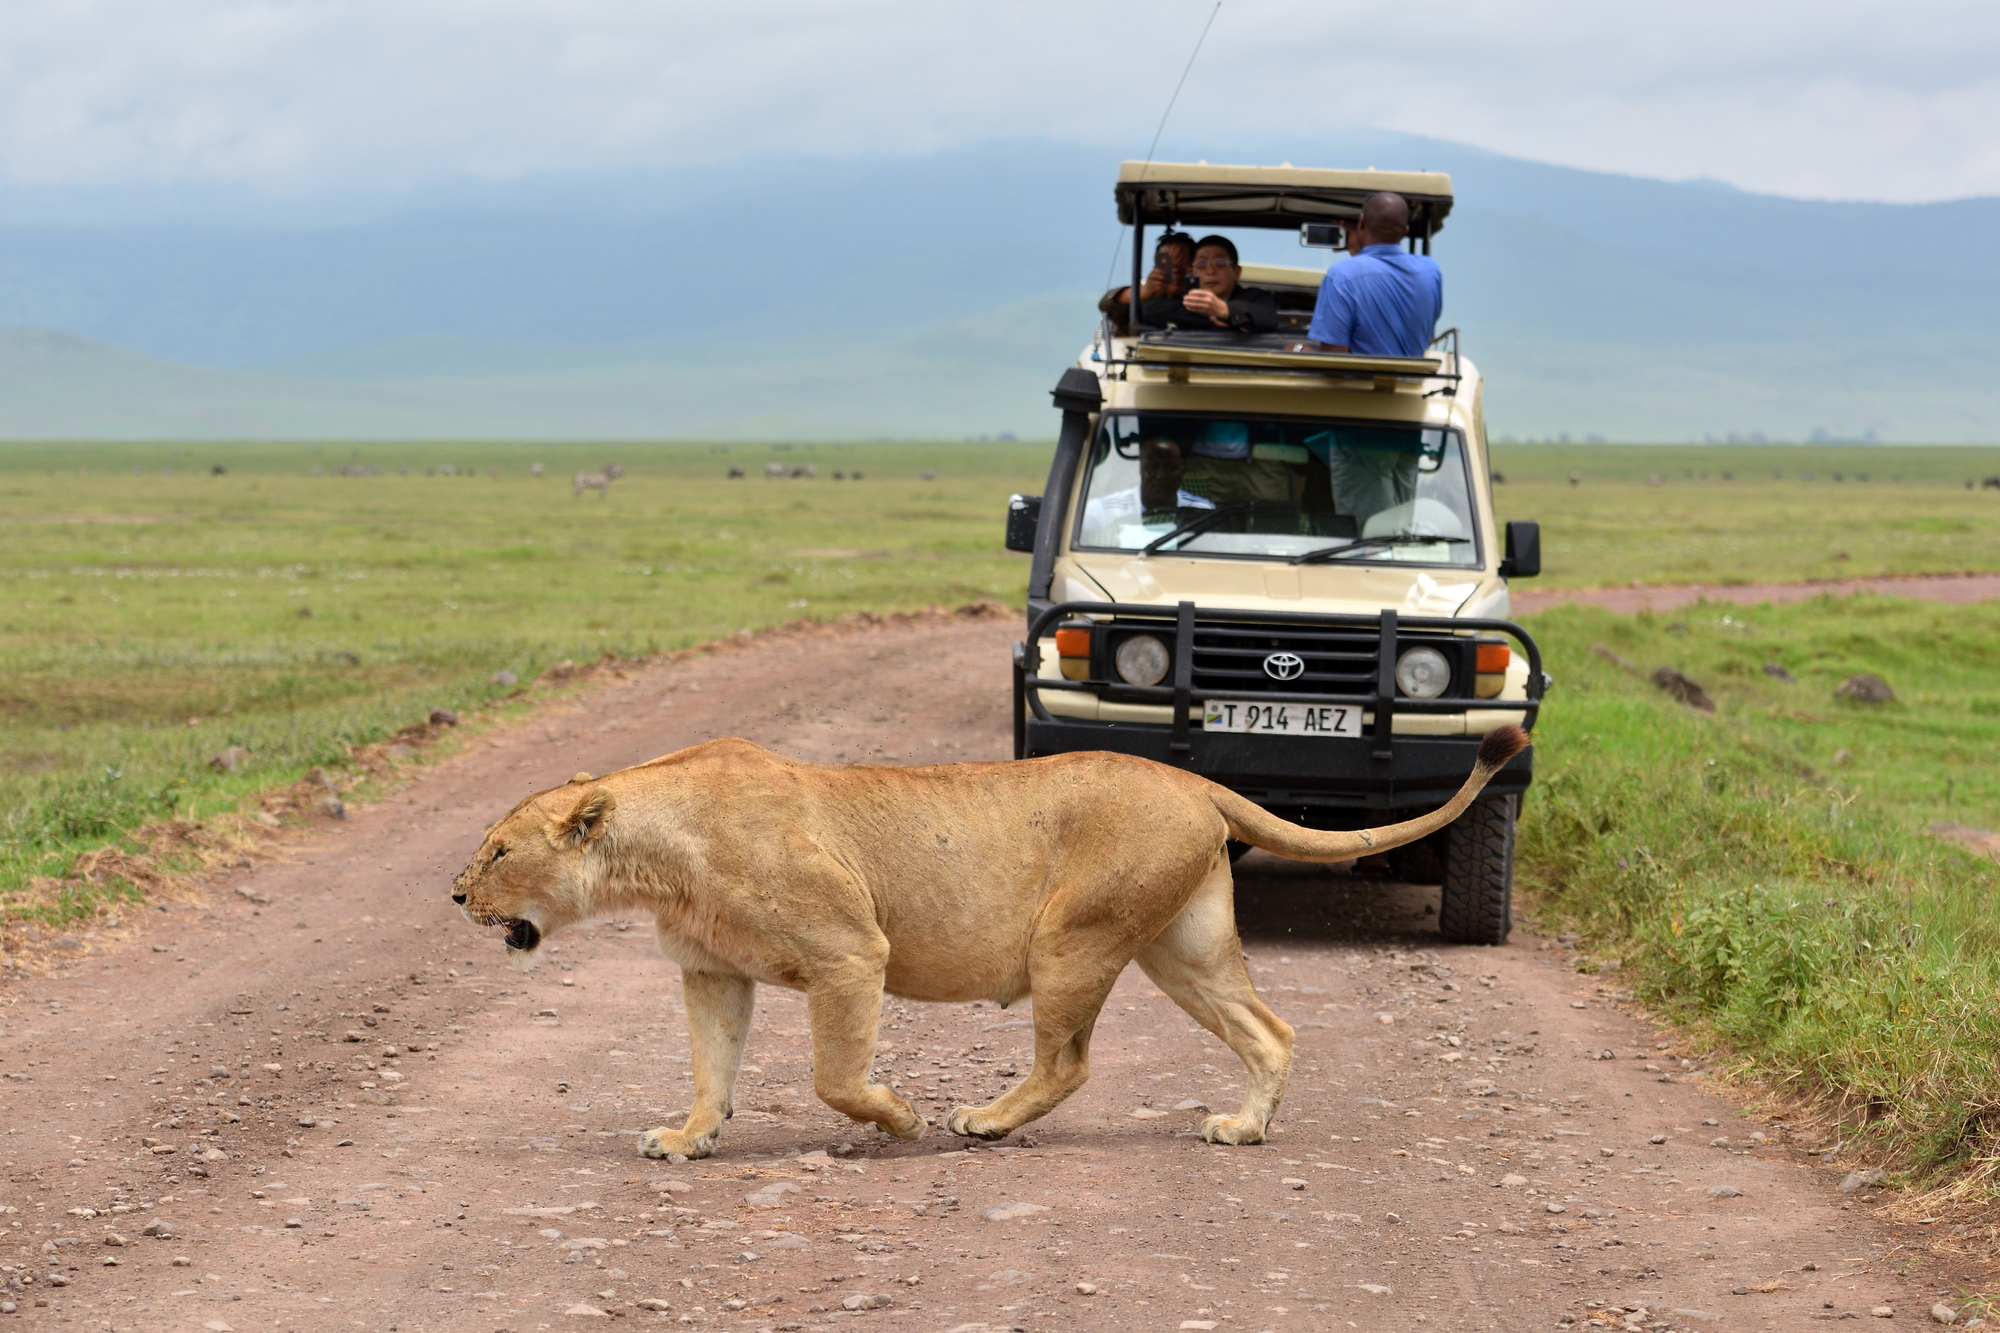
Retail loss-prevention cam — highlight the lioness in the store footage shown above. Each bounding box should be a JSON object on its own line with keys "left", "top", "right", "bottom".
{"left": 451, "top": 724, "right": 1528, "bottom": 1159}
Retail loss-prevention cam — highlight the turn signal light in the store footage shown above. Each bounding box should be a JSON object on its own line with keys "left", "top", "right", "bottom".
{"left": 1055, "top": 625, "right": 1092, "bottom": 681}
{"left": 1475, "top": 641, "right": 1510, "bottom": 699}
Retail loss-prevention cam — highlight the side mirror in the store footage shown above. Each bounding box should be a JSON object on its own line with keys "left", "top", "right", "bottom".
{"left": 1500, "top": 520, "right": 1541, "bottom": 579}
{"left": 1300, "top": 222, "right": 1348, "bottom": 250}
{"left": 1006, "top": 493, "right": 1042, "bottom": 553}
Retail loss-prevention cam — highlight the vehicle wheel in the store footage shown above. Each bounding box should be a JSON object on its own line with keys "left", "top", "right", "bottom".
{"left": 1438, "top": 794, "right": 1514, "bottom": 945}
{"left": 1226, "top": 839, "right": 1252, "bottom": 864}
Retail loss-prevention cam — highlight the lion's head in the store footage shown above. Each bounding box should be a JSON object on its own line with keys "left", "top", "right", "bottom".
{"left": 451, "top": 774, "right": 616, "bottom": 965}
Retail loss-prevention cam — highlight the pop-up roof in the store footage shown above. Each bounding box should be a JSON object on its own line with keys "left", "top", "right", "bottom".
{"left": 1115, "top": 161, "right": 1454, "bottom": 236}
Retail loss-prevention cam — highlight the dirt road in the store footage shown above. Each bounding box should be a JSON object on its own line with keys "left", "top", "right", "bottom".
{"left": 0, "top": 618, "right": 1969, "bottom": 1332}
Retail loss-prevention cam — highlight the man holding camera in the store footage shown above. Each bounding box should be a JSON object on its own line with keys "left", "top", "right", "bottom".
{"left": 1292, "top": 192, "right": 1442, "bottom": 357}
{"left": 1100, "top": 230, "right": 1197, "bottom": 335}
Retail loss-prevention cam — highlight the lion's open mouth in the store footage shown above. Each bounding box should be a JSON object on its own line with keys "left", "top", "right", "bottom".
{"left": 502, "top": 919, "right": 541, "bottom": 952}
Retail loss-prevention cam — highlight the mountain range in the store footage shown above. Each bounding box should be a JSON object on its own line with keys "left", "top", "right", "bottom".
{"left": 0, "top": 132, "right": 1990, "bottom": 441}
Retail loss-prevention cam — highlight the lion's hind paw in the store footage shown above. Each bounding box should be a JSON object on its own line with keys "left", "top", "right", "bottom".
{"left": 639, "top": 1126, "right": 713, "bottom": 1160}
{"left": 1198, "top": 1113, "right": 1266, "bottom": 1146}
{"left": 943, "top": 1106, "right": 1010, "bottom": 1141}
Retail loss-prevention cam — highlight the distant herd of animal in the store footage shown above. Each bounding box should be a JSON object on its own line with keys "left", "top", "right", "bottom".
{"left": 569, "top": 460, "right": 875, "bottom": 494}
{"left": 217, "top": 458, "right": 908, "bottom": 490}
{"left": 726, "top": 463, "right": 867, "bottom": 481}
{"left": 306, "top": 459, "right": 906, "bottom": 497}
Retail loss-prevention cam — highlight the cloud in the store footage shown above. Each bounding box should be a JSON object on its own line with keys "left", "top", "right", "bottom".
{"left": 0, "top": 0, "right": 1991, "bottom": 201}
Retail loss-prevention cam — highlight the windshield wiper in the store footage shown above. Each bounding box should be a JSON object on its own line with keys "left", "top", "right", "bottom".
{"left": 1139, "top": 502, "right": 1258, "bottom": 555}
{"left": 1290, "top": 533, "right": 1473, "bottom": 565}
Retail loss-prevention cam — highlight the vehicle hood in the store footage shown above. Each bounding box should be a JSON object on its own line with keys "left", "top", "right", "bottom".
{"left": 1065, "top": 554, "right": 1490, "bottom": 618}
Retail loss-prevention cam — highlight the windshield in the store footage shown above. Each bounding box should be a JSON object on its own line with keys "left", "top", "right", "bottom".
{"left": 1074, "top": 413, "right": 1481, "bottom": 566}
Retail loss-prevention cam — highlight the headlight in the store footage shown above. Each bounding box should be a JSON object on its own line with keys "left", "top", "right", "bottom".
{"left": 1395, "top": 645, "right": 1451, "bottom": 698}
{"left": 1114, "top": 634, "right": 1171, "bottom": 686}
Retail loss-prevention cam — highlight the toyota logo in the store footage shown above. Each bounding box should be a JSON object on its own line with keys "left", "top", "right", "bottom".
{"left": 1262, "top": 652, "right": 1305, "bottom": 681}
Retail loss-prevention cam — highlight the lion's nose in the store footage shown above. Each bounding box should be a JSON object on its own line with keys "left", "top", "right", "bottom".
{"left": 451, "top": 892, "right": 467, "bottom": 905}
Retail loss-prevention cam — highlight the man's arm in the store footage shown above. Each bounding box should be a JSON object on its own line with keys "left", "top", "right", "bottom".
{"left": 1299, "top": 268, "right": 1354, "bottom": 353}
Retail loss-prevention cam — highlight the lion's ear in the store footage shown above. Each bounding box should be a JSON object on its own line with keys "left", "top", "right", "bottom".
{"left": 549, "top": 787, "right": 616, "bottom": 848}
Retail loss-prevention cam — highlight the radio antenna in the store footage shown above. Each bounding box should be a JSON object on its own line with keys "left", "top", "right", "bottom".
{"left": 1139, "top": 2, "right": 1221, "bottom": 183}
{"left": 1103, "top": 1, "right": 1223, "bottom": 290}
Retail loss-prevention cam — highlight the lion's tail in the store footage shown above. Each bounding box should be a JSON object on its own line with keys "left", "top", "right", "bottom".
{"left": 1208, "top": 724, "right": 1530, "bottom": 862}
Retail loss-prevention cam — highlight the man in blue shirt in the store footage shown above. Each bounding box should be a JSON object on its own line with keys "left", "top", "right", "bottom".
{"left": 1296, "top": 193, "right": 1442, "bottom": 357}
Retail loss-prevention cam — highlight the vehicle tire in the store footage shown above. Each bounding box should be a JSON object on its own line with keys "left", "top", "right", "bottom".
{"left": 1438, "top": 794, "right": 1514, "bottom": 945}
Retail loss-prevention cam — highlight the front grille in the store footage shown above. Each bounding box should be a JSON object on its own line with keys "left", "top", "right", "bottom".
{"left": 1188, "top": 621, "right": 1383, "bottom": 696}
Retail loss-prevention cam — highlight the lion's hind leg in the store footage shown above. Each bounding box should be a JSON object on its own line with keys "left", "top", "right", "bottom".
{"left": 1135, "top": 857, "right": 1294, "bottom": 1145}
{"left": 943, "top": 930, "right": 1131, "bottom": 1142}
{"left": 807, "top": 954, "right": 927, "bottom": 1142}
{"left": 641, "top": 970, "right": 754, "bottom": 1161}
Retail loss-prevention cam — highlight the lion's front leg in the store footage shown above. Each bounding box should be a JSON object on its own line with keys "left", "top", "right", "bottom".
{"left": 807, "top": 960, "right": 925, "bottom": 1142}
{"left": 641, "top": 970, "right": 755, "bottom": 1161}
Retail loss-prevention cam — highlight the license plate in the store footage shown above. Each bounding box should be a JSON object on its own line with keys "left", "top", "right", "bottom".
{"left": 1202, "top": 698, "right": 1363, "bottom": 737}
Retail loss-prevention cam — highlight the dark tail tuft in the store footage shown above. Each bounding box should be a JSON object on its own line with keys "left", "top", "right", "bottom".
{"left": 1476, "top": 723, "right": 1531, "bottom": 770}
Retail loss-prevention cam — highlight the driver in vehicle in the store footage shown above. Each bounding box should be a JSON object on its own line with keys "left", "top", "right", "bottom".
{"left": 1078, "top": 435, "right": 1195, "bottom": 540}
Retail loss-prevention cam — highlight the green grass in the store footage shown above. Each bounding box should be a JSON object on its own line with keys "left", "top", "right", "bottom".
{"left": 1517, "top": 595, "right": 2000, "bottom": 1190}
{"left": 1490, "top": 443, "right": 2000, "bottom": 587}
{"left": 0, "top": 439, "right": 1049, "bottom": 916}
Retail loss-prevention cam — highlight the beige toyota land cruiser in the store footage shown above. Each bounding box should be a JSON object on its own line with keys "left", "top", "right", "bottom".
{"left": 1004, "top": 161, "right": 1545, "bottom": 945}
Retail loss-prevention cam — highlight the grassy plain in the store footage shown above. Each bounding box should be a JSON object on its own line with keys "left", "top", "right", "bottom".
{"left": 0, "top": 439, "right": 1048, "bottom": 907}
{"left": 8, "top": 439, "right": 2000, "bottom": 1201}
{"left": 1490, "top": 443, "right": 2000, "bottom": 587}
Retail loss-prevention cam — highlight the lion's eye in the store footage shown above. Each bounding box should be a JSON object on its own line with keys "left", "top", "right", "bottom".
{"left": 491, "top": 847, "right": 506, "bottom": 861}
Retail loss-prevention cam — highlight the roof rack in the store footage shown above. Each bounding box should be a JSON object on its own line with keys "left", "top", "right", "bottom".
{"left": 1115, "top": 161, "right": 1454, "bottom": 234}
{"left": 1101, "top": 330, "right": 1459, "bottom": 393}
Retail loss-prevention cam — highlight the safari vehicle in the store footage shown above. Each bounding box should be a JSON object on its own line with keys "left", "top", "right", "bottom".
{"left": 1004, "top": 161, "right": 1545, "bottom": 945}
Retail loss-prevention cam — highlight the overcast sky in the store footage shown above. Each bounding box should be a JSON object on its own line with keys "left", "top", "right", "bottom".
{"left": 0, "top": 0, "right": 1991, "bottom": 203}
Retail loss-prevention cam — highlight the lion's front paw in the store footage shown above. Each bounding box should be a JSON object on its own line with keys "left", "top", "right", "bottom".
{"left": 1198, "top": 1113, "right": 1266, "bottom": 1146}
{"left": 639, "top": 1126, "right": 714, "bottom": 1160}
{"left": 943, "top": 1106, "right": 1010, "bottom": 1141}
